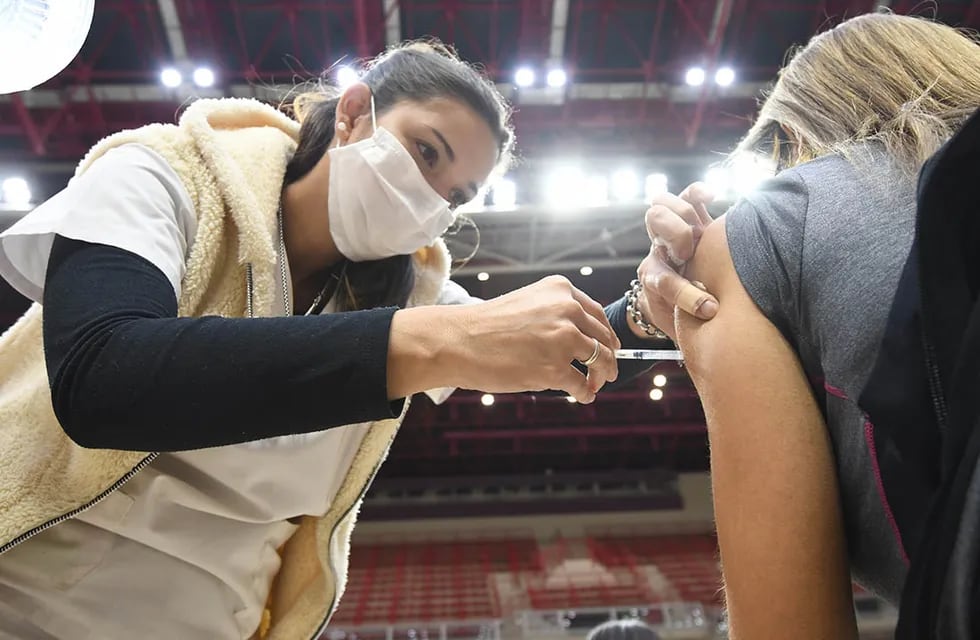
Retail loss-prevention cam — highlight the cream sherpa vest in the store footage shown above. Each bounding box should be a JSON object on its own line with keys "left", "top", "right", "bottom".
{"left": 0, "top": 98, "right": 450, "bottom": 640}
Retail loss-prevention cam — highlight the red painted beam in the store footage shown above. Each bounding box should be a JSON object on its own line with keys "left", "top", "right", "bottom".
{"left": 685, "top": 0, "right": 735, "bottom": 148}
{"left": 10, "top": 95, "right": 46, "bottom": 156}
{"left": 354, "top": 0, "right": 373, "bottom": 59}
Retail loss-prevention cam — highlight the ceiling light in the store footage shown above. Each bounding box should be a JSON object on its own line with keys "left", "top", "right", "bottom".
{"left": 336, "top": 65, "right": 359, "bottom": 89}
{"left": 685, "top": 67, "right": 705, "bottom": 87}
{"left": 649, "top": 388, "right": 664, "bottom": 401}
{"left": 611, "top": 168, "right": 640, "bottom": 202}
{"left": 192, "top": 67, "right": 215, "bottom": 88}
{"left": 481, "top": 393, "right": 495, "bottom": 407}
{"left": 1, "top": 177, "right": 32, "bottom": 206}
{"left": 705, "top": 167, "right": 732, "bottom": 200}
{"left": 715, "top": 66, "right": 735, "bottom": 87}
{"left": 731, "top": 153, "right": 777, "bottom": 197}
{"left": 584, "top": 175, "right": 609, "bottom": 207}
{"left": 514, "top": 66, "right": 535, "bottom": 88}
{"left": 546, "top": 68, "right": 567, "bottom": 88}
{"left": 160, "top": 67, "right": 182, "bottom": 88}
{"left": 644, "top": 173, "right": 669, "bottom": 201}
{"left": 0, "top": 0, "right": 95, "bottom": 94}
{"left": 545, "top": 166, "right": 587, "bottom": 208}
{"left": 491, "top": 178, "right": 517, "bottom": 208}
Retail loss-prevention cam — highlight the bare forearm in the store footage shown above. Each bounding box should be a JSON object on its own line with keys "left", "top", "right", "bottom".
{"left": 386, "top": 306, "right": 460, "bottom": 399}
{"left": 702, "top": 379, "right": 858, "bottom": 639}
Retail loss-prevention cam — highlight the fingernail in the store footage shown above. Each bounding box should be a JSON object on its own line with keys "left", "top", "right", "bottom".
{"left": 699, "top": 299, "right": 719, "bottom": 318}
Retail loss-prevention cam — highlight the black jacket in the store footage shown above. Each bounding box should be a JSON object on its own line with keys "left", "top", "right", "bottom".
{"left": 861, "top": 108, "right": 980, "bottom": 638}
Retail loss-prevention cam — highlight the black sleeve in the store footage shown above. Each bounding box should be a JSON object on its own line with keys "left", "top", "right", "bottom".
{"left": 604, "top": 296, "right": 659, "bottom": 388}
{"left": 43, "top": 236, "right": 403, "bottom": 452}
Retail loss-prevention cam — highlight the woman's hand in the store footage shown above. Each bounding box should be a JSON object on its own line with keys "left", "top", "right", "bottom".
{"left": 388, "top": 275, "right": 621, "bottom": 404}
{"left": 635, "top": 182, "right": 720, "bottom": 340}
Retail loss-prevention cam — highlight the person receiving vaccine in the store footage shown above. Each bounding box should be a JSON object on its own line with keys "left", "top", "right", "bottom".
{"left": 0, "top": 42, "right": 660, "bottom": 640}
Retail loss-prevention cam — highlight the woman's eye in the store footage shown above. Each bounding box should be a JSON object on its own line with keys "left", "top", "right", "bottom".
{"left": 417, "top": 142, "right": 438, "bottom": 167}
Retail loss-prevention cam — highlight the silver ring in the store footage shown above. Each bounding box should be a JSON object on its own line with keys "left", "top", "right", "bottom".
{"left": 580, "top": 338, "right": 601, "bottom": 367}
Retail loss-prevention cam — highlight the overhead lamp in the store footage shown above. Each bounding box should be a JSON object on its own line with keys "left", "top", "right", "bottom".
{"left": 644, "top": 173, "right": 669, "bottom": 200}
{"left": 611, "top": 168, "right": 640, "bottom": 202}
{"left": 715, "top": 66, "right": 735, "bottom": 87}
{"left": 584, "top": 175, "right": 609, "bottom": 207}
{"left": 705, "top": 167, "right": 732, "bottom": 200}
{"left": 192, "top": 67, "right": 215, "bottom": 88}
{"left": 336, "top": 65, "right": 359, "bottom": 89}
{"left": 514, "top": 66, "right": 535, "bottom": 88}
{"left": 0, "top": 0, "right": 95, "bottom": 94}
{"left": 685, "top": 66, "right": 705, "bottom": 87}
{"left": 160, "top": 67, "right": 182, "bottom": 88}
{"left": 1, "top": 177, "right": 32, "bottom": 206}
{"left": 545, "top": 166, "right": 587, "bottom": 208}
{"left": 491, "top": 178, "right": 517, "bottom": 208}
{"left": 546, "top": 68, "right": 567, "bottom": 88}
{"left": 731, "top": 153, "right": 777, "bottom": 197}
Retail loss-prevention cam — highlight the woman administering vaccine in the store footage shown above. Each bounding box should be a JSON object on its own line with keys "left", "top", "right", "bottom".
{"left": 0, "top": 42, "right": 656, "bottom": 640}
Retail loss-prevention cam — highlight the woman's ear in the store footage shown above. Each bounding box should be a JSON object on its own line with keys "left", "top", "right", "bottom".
{"left": 334, "top": 82, "right": 372, "bottom": 144}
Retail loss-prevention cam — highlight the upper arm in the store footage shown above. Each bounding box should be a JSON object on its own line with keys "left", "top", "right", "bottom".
{"left": 675, "top": 218, "right": 857, "bottom": 639}
{"left": 0, "top": 144, "right": 194, "bottom": 302}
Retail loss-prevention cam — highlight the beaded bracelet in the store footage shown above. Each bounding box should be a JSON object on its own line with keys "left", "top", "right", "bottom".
{"left": 626, "top": 279, "right": 669, "bottom": 339}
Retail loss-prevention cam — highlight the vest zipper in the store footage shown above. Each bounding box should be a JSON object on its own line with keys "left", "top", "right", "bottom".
{"left": 922, "top": 335, "right": 948, "bottom": 436}
{"left": 247, "top": 263, "right": 255, "bottom": 319}
{"left": 0, "top": 453, "right": 159, "bottom": 556}
{"left": 308, "top": 431, "right": 399, "bottom": 640}
{"left": 4, "top": 262, "right": 259, "bottom": 557}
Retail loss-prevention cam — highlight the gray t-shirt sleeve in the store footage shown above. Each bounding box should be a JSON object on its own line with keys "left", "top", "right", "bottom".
{"left": 724, "top": 171, "right": 810, "bottom": 341}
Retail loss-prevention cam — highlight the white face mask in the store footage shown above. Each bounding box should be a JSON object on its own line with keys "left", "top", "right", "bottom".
{"left": 327, "top": 95, "right": 456, "bottom": 261}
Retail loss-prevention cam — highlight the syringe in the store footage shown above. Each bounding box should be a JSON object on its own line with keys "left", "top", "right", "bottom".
{"left": 614, "top": 349, "right": 684, "bottom": 361}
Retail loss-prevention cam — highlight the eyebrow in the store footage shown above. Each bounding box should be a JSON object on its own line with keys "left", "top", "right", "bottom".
{"left": 429, "top": 125, "right": 479, "bottom": 200}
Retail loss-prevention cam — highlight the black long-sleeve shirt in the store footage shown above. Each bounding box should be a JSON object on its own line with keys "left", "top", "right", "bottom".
{"left": 42, "top": 236, "right": 653, "bottom": 452}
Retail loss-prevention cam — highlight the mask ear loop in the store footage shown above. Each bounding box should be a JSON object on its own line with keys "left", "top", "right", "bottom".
{"left": 369, "top": 92, "right": 377, "bottom": 133}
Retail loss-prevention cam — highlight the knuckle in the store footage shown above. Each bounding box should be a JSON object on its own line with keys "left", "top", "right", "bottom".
{"left": 560, "top": 299, "right": 582, "bottom": 316}
{"left": 651, "top": 270, "right": 672, "bottom": 290}
{"left": 645, "top": 205, "right": 671, "bottom": 228}
{"left": 548, "top": 274, "right": 571, "bottom": 288}
{"left": 557, "top": 323, "right": 580, "bottom": 344}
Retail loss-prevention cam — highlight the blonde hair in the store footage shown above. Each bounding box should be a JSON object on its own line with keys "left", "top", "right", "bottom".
{"left": 736, "top": 13, "right": 980, "bottom": 172}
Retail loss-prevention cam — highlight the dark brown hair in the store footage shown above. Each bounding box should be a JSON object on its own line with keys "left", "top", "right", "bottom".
{"left": 284, "top": 40, "right": 514, "bottom": 311}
